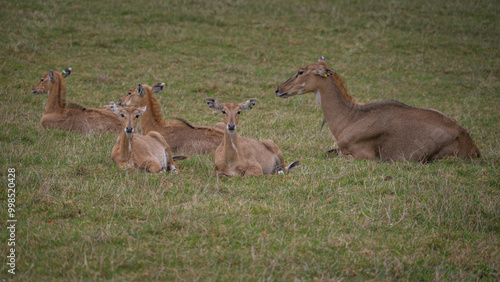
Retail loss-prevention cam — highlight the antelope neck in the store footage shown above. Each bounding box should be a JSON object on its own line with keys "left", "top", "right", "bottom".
{"left": 45, "top": 74, "right": 65, "bottom": 114}
{"left": 224, "top": 130, "right": 240, "bottom": 156}
{"left": 119, "top": 129, "right": 134, "bottom": 160}
{"left": 140, "top": 91, "right": 166, "bottom": 133}
{"left": 316, "top": 79, "right": 359, "bottom": 138}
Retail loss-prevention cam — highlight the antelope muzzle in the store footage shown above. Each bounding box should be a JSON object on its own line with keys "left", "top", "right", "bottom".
{"left": 227, "top": 123, "right": 236, "bottom": 133}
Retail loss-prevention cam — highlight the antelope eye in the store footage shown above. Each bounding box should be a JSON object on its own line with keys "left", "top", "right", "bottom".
{"left": 135, "top": 114, "right": 140, "bottom": 118}
{"left": 120, "top": 114, "right": 125, "bottom": 118}
{"left": 40, "top": 78, "right": 44, "bottom": 82}
{"left": 221, "top": 110, "right": 226, "bottom": 114}
{"left": 237, "top": 111, "right": 241, "bottom": 115}
{"left": 127, "top": 91, "right": 131, "bottom": 96}
{"left": 298, "top": 71, "right": 303, "bottom": 75}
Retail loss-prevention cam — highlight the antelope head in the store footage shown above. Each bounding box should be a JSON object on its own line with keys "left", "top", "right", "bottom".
{"left": 275, "top": 57, "right": 334, "bottom": 98}
{"left": 31, "top": 68, "right": 72, "bottom": 94}
{"left": 206, "top": 98, "right": 257, "bottom": 135}
{"left": 110, "top": 101, "right": 147, "bottom": 138}
{"left": 117, "top": 82, "right": 165, "bottom": 107}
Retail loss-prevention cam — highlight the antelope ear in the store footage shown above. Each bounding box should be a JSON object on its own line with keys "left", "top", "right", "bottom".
{"left": 314, "top": 67, "right": 334, "bottom": 78}
{"left": 49, "top": 70, "right": 55, "bottom": 82}
{"left": 62, "top": 68, "right": 72, "bottom": 78}
{"left": 137, "top": 83, "right": 146, "bottom": 97}
{"left": 152, "top": 83, "right": 165, "bottom": 94}
{"left": 138, "top": 105, "right": 147, "bottom": 116}
{"left": 206, "top": 98, "right": 223, "bottom": 111}
{"left": 240, "top": 98, "right": 257, "bottom": 111}
{"left": 110, "top": 102, "right": 121, "bottom": 115}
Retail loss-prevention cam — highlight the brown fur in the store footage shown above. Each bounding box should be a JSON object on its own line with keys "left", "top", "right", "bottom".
{"left": 276, "top": 58, "right": 480, "bottom": 162}
{"left": 206, "top": 98, "right": 299, "bottom": 177}
{"left": 118, "top": 83, "right": 224, "bottom": 155}
{"left": 110, "top": 103, "right": 183, "bottom": 173}
{"left": 31, "top": 69, "right": 122, "bottom": 134}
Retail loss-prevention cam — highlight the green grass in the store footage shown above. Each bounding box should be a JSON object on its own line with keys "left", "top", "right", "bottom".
{"left": 1, "top": 0, "right": 499, "bottom": 280}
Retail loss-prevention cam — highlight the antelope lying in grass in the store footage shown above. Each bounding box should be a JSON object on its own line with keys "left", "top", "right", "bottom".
{"left": 206, "top": 98, "right": 299, "bottom": 177}
{"left": 31, "top": 69, "right": 122, "bottom": 134}
{"left": 118, "top": 83, "right": 224, "bottom": 155}
{"left": 110, "top": 102, "right": 186, "bottom": 173}
{"left": 275, "top": 57, "right": 481, "bottom": 162}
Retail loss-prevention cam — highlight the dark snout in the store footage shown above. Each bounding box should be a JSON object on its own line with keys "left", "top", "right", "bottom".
{"left": 125, "top": 126, "right": 134, "bottom": 133}
{"left": 275, "top": 87, "right": 289, "bottom": 98}
{"left": 227, "top": 123, "right": 236, "bottom": 132}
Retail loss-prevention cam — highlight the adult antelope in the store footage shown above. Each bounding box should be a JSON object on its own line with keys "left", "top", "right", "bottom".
{"left": 118, "top": 83, "right": 224, "bottom": 155}
{"left": 31, "top": 69, "right": 122, "bottom": 134}
{"left": 275, "top": 57, "right": 480, "bottom": 162}
{"left": 206, "top": 98, "right": 299, "bottom": 177}
{"left": 110, "top": 102, "right": 186, "bottom": 173}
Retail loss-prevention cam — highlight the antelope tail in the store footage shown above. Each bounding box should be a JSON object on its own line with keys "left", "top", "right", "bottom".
{"left": 285, "top": 161, "right": 300, "bottom": 172}
{"left": 277, "top": 161, "right": 300, "bottom": 174}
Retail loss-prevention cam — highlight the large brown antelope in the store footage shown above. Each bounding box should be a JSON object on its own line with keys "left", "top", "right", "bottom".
{"left": 31, "top": 69, "right": 122, "bottom": 134}
{"left": 118, "top": 83, "right": 224, "bottom": 155}
{"left": 206, "top": 98, "right": 299, "bottom": 177}
{"left": 109, "top": 102, "right": 186, "bottom": 173}
{"left": 275, "top": 57, "right": 481, "bottom": 162}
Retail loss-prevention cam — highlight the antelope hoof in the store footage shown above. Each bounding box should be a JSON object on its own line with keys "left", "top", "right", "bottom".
{"left": 327, "top": 148, "right": 340, "bottom": 157}
{"left": 216, "top": 172, "right": 230, "bottom": 178}
{"left": 170, "top": 165, "right": 178, "bottom": 174}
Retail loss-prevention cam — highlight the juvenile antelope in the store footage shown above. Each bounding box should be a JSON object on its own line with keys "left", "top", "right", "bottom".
{"left": 206, "top": 98, "right": 299, "bottom": 177}
{"left": 110, "top": 102, "right": 186, "bottom": 173}
{"left": 275, "top": 57, "right": 481, "bottom": 162}
{"left": 118, "top": 83, "right": 224, "bottom": 155}
{"left": 31, "top": 69, "right": 122, "bottom": 134}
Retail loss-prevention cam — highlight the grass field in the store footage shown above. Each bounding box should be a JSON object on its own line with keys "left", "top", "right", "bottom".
{"left": 1, "top": 0, "right": 499, "bottom": 280}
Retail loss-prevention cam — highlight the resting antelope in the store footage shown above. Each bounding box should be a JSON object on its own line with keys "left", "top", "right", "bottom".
{"left": 110, "top": 102, "right": 185, "bottom": 173}
{"left": 118, "top": 83, "right": 224, "bottom": 155}
{"left": 275, "top": 57, "right": 481, "bottom": 162}
{"left": 206, "top": 98, "right": 299, "bottom": 177}
{"left": 31, "top": 68, "right": 122, "bottom": 134}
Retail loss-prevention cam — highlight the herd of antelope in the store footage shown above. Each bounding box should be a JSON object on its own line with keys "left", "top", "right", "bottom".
{"left": 31, "top": 57, "right": 480, "bottom": 176}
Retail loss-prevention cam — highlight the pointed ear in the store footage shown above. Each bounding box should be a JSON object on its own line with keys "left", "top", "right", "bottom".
{"left": 138, "top": 105, "right": 147, "bottom": 116}
{"left": 62, "top": 68, "right": 72, "bottom": 78}
{"left": 110, "top": 102, "right": 122, "bottom": 115}
{"left": 137, "top": 83, "right": 146, "bottom": 97}
{"left": 49, "top": 70, "right": 55, "bottom": 82}
{"left": 240, "top": 98, "right": 257, "bottom": 111}
{"left": 206, "top": 98, "right": 223, "bottom": 111}
{"left": 314, "top": 67, "right": 335, "bottom": 78}
{"left": 152, "top": 83, "right": 165, "bottom": 94}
